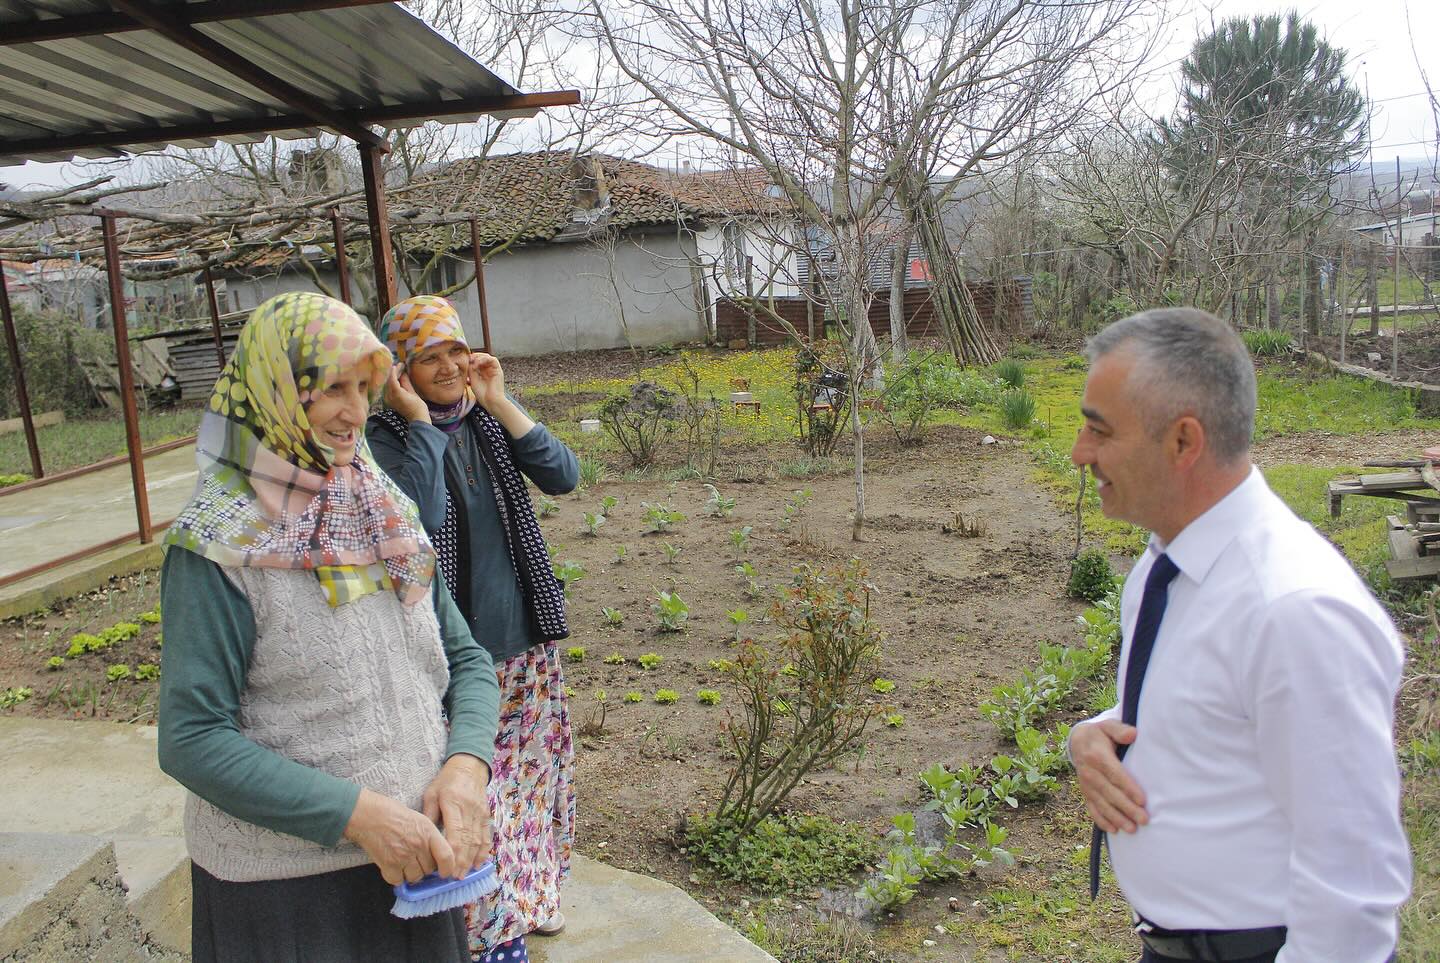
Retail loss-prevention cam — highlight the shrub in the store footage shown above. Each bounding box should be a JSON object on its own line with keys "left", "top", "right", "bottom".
{"left": 1242, "top": 329, "right": 1295, "bottom": 358}
{"left": 0, "top": 307, "right": 113, "bottom": 419}
{"left": 998, "top": 389, "right": 1036, "bottom": 429}
{"left": 877, "top": 352, "right": 994, "bottom": 445}
{"left": 597, "top": 381, "right": 677, "bottom": 467}
{"left": 1067, "top": 548, "right": 1116, "bottom": 602}
{"left": 714, "top": 560, "right": 884, "bottom": 835}
{"left": 993, "top": 358, "right": 1026, "bottom": 389}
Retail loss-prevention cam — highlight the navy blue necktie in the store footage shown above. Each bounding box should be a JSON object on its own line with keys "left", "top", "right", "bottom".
{"left": 1089, "top": 552, "right": 1180, "bottom": 899}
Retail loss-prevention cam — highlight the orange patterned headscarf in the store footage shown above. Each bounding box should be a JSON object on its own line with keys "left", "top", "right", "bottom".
{"left": 378, "top": 295, "right": 477, "bottom": 427}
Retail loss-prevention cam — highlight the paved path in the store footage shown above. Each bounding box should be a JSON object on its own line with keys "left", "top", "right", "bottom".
{"left": 0, "top": 444, "right": 195, "bottom": 617}
{"left": 0, "top": 717, "right": 775, "bottom": 962}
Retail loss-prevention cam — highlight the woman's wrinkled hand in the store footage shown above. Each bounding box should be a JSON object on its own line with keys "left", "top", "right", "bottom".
{"left": 467, "top": 352, "right": 507, "bottom": 412}
{"left": 422, "top": 754, "right": 493, "bottom": 875}
{"left": 384, "top": 363, "right": 431, "bottom": 424}
{"left": 343, "top": 787, "right": 456, "bottom": 885}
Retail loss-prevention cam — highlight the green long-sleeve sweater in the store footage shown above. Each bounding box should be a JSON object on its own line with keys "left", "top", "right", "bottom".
{"left": 156, "top": 547, "right": 499, "bottom": 848}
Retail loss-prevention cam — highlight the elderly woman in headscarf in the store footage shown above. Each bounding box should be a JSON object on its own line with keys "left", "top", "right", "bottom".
{"left": 365, "top": 295, "right": 577, "bottom": 963}
{"left": 157, "top": 292, "right": 499, "bottom": 963}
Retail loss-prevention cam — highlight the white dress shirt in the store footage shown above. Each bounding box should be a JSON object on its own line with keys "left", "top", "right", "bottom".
{"left": 1087, "top": 467, "right": 1411, "bottom": 962}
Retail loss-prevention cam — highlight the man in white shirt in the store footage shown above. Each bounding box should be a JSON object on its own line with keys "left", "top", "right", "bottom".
{"left": 1068, "top": 307, "right": 1412, "bottom": 962}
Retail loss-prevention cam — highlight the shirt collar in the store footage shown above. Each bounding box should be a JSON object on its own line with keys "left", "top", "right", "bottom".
{"left": 1146, "top": 465, "right": 1265, "bottom": 584}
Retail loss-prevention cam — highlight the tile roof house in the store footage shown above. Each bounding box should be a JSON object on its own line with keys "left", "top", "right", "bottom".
{"left": 218, "top": 151, "right": 802, "bottom": 355}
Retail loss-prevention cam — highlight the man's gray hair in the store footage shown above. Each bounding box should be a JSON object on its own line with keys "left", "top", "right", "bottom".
{"left": 1086, "top": 307, "right": 1256, "bottom": 463}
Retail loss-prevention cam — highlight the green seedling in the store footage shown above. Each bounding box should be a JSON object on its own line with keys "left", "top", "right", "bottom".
{"left": 566, "top": 646, "right": 587, "bottom": 662}
{"left": 697, "top": 689, "right": 722, "bottom": 706}
{"left": 603, "top": 652, "right": 627, "bottom": 665}
{"left": 703, "top": 483, "right": 736, "bottom": 518}
{"left": 654, "top": 689, "right": 679, "bottom": 705}
{"left": 872, "top": 678, "right": 896, "bottom": 694}
{"left": 624, "top": 691, "right": 644, "bottom": 703}
{"left": 581, "top": 512, "right": 606, "bottom": 536}
{"left": 536, "top": 495, "right": 560, "bottom": 518}
{"left": 651, "top": 591, "right": 689, "bottom": 631}
{"left": 601, "top": 607, "right": 625, "bottom": 626}
{"left": 638, "top": 653, "right": 663, "bottom": 670}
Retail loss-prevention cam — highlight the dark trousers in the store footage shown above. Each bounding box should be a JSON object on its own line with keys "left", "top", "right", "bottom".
{"left": 1139, "top": 949, "right": 1277, "bottom": 963}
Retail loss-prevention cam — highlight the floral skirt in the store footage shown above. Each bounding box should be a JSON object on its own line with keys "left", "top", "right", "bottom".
{"left": 465, "top": 640, "right": 576, "bottom": 956}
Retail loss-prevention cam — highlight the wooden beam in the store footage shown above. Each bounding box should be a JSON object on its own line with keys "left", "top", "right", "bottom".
{"left": 101, "top": 215, "right": 153, "bottom": 544}
{"left": 0, "top": 91, "right": 580, "bottom": 165}
{"left": 469, "top": 217, "right": 492, "bottom": 353}
{"left": 106, "top": 0, "right": 383, "bottom": 148}
{"left": 0, "top": 263, "right": 43, "bottom": 478}
{"left": 202, "top": 264, "right": 227, "bottom": 369}
{"left": 331, "top": 207, "right": 351, "bottom": 305}
{"left": 2, "top": 0, "right": 394, "bottom": 45}
{"left": 360, "top": 143, "right": 396, "bottom": 318}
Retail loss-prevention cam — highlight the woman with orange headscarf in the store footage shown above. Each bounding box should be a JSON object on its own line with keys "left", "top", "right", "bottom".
{"left": 157, "top": 292, "right": 499, "bottom": 962}
{"left": 367, "top": 295, "right": 577, "bottom": 963}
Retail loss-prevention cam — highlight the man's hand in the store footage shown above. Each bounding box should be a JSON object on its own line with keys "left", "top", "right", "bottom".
{"left": 422, "top": 754, "right": 493, "bottom": 876}
{"left": 384, "top": 364, "right": 431, "bottom": 424}
{"left": 467, "top": 352, "right": 508, "bottom": 412}
{"left": 1071, "top": 719, "right": 1149, "bottom": 834}
{"left": 343, "top": 787, "right": 455, "bottom": 885}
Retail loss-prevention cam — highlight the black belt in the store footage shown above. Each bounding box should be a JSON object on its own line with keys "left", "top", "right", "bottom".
{"left": 1134, "top": 916, "right": 1286, "bottom": 962}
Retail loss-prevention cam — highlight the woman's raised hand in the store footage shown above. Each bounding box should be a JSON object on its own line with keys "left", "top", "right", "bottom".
{"left": 344, "top": 787, "right": 459, "bottom": 884}
{"left": 467, "top": 352, "right": 507, "bottom": 412}
{"left": 384, "top": 363, "right": 431, "bottom": 424}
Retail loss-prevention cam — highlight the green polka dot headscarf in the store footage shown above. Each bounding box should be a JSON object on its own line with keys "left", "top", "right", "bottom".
{"left": 165, "top": 292, "right": 436, "bottom": 607}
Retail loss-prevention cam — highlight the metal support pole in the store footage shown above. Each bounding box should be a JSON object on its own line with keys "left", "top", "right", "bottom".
{"left": 331, "top": 206, "right": 351, "bottom": 305}
{"left": 360, "top": 142, "right": 396, "bottom": 318}
{"left": 468, "top": 217, "right": 492, "bottom": 353}
{"left": 101, "top": 214, "right": 153, "bottom": 544}
{"left": 0, "top": 262, "right": 43, "bottom": 478}
{"left": 202, "top": 264, "right": 226, "bottom": 370}
{"left": 1394, "top": 156, "right": 1401, "bottom": 381}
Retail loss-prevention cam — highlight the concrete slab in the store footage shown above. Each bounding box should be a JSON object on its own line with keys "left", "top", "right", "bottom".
{"left": 0, "top": 442, "right": 196, "bottom": 614}
{"left": 529, "top": 856, "right": 777, "bottom": 963}
{"left": 0, "top": 718, "right": 185, "bottom": 839}
{"left": 114, "top": 838, "right": 190, "bottom": 954}
{"left": 0, "top": 832, "right": 110, "bottom": 955}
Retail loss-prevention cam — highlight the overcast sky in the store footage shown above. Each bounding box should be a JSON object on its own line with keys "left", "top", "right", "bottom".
{"left": 2, "top": 0, "right": 1436, "bottom": 192}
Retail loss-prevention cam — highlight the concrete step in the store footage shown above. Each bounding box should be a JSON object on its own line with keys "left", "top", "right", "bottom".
{"left": 0, "top": 833, "right": 185, "bottom": 962}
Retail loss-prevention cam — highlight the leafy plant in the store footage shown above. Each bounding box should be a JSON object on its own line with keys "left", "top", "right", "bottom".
{"left": 603, "top": 651, "right": 627, "bottom": 665}
{"left": 698, "top": 689, "right": 722, "bottom": 706}
{"left": 577, "top": 454, "right": 608, "bottom": 488}
{"left": 106, "top": 664, "right": 132, "bottom": 683}
{"left": 1405, "top": 731, "right": 1440, "bottom": 775}
{"left": 599, "top": 494, "right": 619, "bottom": 516}
{"left": 688, "top": 813, "right": 876, "bottom": 894}
{"left": 623, "top": 691, "right": 644, "bottom": 703}
{"left": 137, "top": 604, "right": 162, "bottom": 624}
{"left": 566, "top": 646, "right": 587, "bottom": 662}
{"left": 0, "top": 473, "right": 30, "bottom": 488}
{"left": 713, "top": 561, "right": 884, "bottom": 835}
{"left": 735, "top": 561, "right": 763, "bottom": 599}
{"left": 135, "top": 663, "right": 160, "bottom": 681}
{"left": 652, "top": 590, "right": 690, "bottom": 631}
{"left": 661, "top": 541, "right": 682, "bottom": 565}
{"left": 601, "top": 607, "right": 625, "bottom": 627}
{"left": 703, "top": 483, "right": 737, "bottom": 518}
{"left": 1067, "top": 548, "right": 1116, "bottom": 602}
{"left": 872, "top": 678, "right": 895, "bottom": 694}
{"left": 884, "top": 713, "right": 904, "bottom": 728}
{"left": 642, "top": 502, "right": 686, "bottom": 533}
{"left": 998, "top": 389, "right": 1036, "bottom": 429}
{"left": 779, "top": 488, "right": 813, "bottom": 530}
{"left": 552, "top": 560, "right": 585, "bottom": 598}
{"left": 0, "top": 686, "right": 34, "bottom": 709}
{"left": 638, "top": 652, "right": 663, "bottom": 670}
{"left": 597, "top": 381, "right": 678, "bottom": 467}
{"left": 993, "top": 358, "right": 1026, "bottom": 388}
{"left": 613, "top": 544, "right": 629, "bottom": 564}
{"left": 1242, "top": 329, "right": 1295, "bottom": 358}
{"left": 581, "top": 511, "right": 606, "bottom": 536}
{"left": 46, "top": 657, "right": 65, "bottom": 671}
{"left": 708, "top": 659, "right": 736, "bottom": 673}
{"left": 654, "top": 689, "right": 680, "bottom": 704}
{"left": 728, "top": 526, "right": 754, "bottom": 556}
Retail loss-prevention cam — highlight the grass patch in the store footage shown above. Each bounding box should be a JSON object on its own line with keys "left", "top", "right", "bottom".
{"left": 739, "top": 909, "right": 895, "bottom": 963}
{"left": 1254, "top": 369, "right": 1440, "bottom": 439}
{"left": 1401, "top": 772, "right": 1440, "bottom": 961}
{"left": 0, "top": 407, "right": 201, "bottom": 477}
{"left": 687, "top": 812, "right": 876, "bottom": 895}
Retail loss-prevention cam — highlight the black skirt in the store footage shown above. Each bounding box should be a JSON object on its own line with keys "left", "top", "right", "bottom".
{"left": 191, "top": 862, "right": 471, "bottom": 963}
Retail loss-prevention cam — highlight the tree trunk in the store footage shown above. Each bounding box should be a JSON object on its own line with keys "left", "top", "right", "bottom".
{"left": 913, "top": 189, "right": 1001, "bottom": 365}
{"left": 850, "top": 375, "right": 865, "bottom": 541}
{"left": 1305, "top": 250, "right": 1321, "bottom": 336}
{"left": 1265, "top": 275, "right": 1279, "bottom": 330}
{"left": 889, "top": 225, "right": 911, "bottom": 362}
{"left": 1368, "top": 246, "right": 1380, "bottom": 337}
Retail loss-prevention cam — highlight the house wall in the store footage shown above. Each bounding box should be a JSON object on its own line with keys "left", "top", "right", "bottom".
{"left": 696, "top": 222, "right": 802, "bottom": 300}
{"left": 221, "top": 230, "right": 708, "bottom": 356}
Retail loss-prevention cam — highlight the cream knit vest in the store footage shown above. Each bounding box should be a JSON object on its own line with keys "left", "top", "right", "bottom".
{"left": 185, "top": 567, "right": 451, "bottom": 882}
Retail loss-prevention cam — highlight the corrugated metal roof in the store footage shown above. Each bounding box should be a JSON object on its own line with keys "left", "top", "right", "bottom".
{"left": 0, "top": 0, "right": 526, "bottom": 164}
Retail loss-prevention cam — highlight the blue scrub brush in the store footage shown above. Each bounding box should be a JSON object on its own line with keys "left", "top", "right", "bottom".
{"left": 390, "top": 861, "right": 499, "bottom": 919}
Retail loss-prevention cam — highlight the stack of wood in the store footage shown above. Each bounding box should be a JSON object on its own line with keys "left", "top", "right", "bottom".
{"left": 1329, "top": 459, "right": 1440, "bottom": 579}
